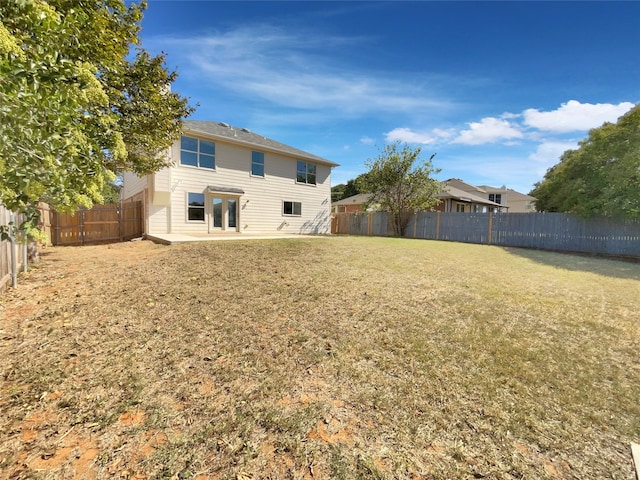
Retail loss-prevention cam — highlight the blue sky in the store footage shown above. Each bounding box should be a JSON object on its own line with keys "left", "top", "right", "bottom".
{"left": 139, "top": 1, "right": 639, "bottom": 194}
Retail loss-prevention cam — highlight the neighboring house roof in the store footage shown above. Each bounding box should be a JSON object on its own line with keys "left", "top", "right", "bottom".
{"left": 447, "top": 178, "right": 536, "bottom": 201}
{"left": 332, "top": 187, "right": 502, "bottom": 209}
{"left": 439, "top": 184, "right": 504, "bottom": 207}
{"left": 476, "top": 185, "right": 537, "bottom": 201}
{"left": 332, "top": 193, "right": 372, "bottom": 206}
{"left": 332, "top": 177, "right": 533, "bottom": 211}
{"left": 183, "top": 120, "right": 339, "bottom": 167}
{"left": 445, "top": 178, "right": 488, "bottom": 194}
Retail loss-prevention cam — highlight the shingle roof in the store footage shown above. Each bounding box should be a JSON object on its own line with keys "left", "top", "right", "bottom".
{"left": 477, "top": 186, "right": 537, "bottom": 201}
{"left": 440, "top": 185, "right": 504, "bottom": 206}
{"left": 183, "top": 120, "right": 339, "bottom": 167}
{"left": 332, "top": 193, "right": 372, "bottom": 206}
{"left": 332, "top": 188, "right": 503, "bottom": 208}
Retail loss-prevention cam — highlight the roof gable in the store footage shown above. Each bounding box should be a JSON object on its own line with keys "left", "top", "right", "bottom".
{"left": 332, "top": 193, "right": 372, "bottom": 206}
{"left": 445, "top": 178, "right": 487, "bottom": 194}
{"left": 477, "top": 185, "right": 537, "bottom": 200}
{"left": 440, "top": 185, "right": 503, "bottom": 206}
{"left": 183, "top": 120, "right": 339, "bottom": 167}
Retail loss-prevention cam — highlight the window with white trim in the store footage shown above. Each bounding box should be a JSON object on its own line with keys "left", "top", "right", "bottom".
{"left": 296, "top": 161, "right": 316, "bottom": 185}
{"left": 283, "top": 201, "right": 302, "bottom": 216}
{"left": 187, "top": 193, "right": 205, "bottom": 221}
{"left": 251, "top": 151, "right": 264, "bottom": 177}
{"left": 180, "top": 136, "right": 215, "bottom": 169}
{"left": 489, "top": 193, "right": 502, "bottom": 204}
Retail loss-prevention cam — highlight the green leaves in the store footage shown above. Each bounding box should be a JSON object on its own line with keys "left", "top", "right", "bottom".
{"left": 360, "top": 142, "right": 442, "bottom": 236}
{"left": 0, "top": 0, "right": 193, "bottom": 237}
{"left": 531, "top": 104, "right": 640, "bottom": 219}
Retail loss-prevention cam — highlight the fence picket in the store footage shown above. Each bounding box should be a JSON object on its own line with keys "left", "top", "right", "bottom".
{"left": 51, "top": 202, "right": 143, "bottom": 246}
{"left": 331, "top": 211, "right": 640, "bottom": 258}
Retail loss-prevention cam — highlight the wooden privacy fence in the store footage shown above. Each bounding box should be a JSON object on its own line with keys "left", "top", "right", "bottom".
{"left": 51, "top": 202, "right": 143, "bottom": 246}
{"left": 0, "top": 205, "right": 28, "bottom": 292}
{"left": 332, "top": 211, "right": 640, "bottom": 258}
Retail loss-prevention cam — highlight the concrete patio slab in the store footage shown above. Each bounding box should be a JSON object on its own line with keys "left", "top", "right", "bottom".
{"left": 146, "top": 233, "right": 325, "bottom": 245}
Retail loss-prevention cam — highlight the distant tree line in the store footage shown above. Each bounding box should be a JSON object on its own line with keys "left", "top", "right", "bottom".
{"left": 331, "top": 174, "right": 368, "bottom": 202}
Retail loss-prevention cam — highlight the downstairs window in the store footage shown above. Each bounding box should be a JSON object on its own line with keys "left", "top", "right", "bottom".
{"left": 283, "top": 201, "right": 302, "bottom": 216}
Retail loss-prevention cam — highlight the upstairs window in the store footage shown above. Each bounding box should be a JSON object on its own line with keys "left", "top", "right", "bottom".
{"left": 296, "top": 161, "right": 316, "bottom": 185}
{"left": 251, "top": 151, "right": 265, "bottom": 177}
{"left": 489, "top": 193, "right": 502, "bottom": 204}
{"left": 180, "top": 136, "right": 215, "bottom": 170}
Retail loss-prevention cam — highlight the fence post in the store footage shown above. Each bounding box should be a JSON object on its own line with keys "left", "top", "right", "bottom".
{"left": 488, "top": 212, "right": 493, "bottom": 245}
{"left": 413, "top": 212, "right": 418, "bottom": 238}
{"left": 436, "top": 211, "right": 441, "bottom": 240}
{"left": 9, "top": 212, "right": 17, "bottom": 288}
{"left": 80, "top": 208, "right": 85, "bottom": 246}
{"left": 119, "top": 203, "right": 124, "bottom": 242}
{"left": 53, "top": 211, "right": 59, "bottom": 246}
{"left": 368, "top": 212, "right": 372, "bottom": 236}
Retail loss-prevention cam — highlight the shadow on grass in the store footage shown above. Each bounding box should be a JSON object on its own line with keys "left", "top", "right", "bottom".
{"left": 502, "top": 246, "right": 640, "bottom": 281}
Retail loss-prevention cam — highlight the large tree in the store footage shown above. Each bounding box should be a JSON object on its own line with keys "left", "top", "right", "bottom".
{"left": 531, "top": 104, "right": 640, "bottom": 219}
{"left": 0, "top": 0, "right": 193, "bottom": 238}
{"left": 359, "top": 142, "right": 441, "bottom": 236}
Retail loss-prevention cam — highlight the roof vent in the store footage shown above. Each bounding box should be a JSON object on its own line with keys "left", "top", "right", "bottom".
{"left": 241, "top": 127, "right": 251, "bottom": 133}
{"left": 218, "top": 122, "right": 230, "bottom": 128}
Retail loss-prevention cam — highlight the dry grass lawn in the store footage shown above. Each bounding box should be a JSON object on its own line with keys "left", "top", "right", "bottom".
{"left": 1, "top": 236, "right": 639, "bottom": 479}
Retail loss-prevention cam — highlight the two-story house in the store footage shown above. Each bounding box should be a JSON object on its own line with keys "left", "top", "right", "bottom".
{"left": 445, "top": 179, "right": 537, "bottom": 213}
{"left": 121, "top": 120, "right": 338, "bottom": 236}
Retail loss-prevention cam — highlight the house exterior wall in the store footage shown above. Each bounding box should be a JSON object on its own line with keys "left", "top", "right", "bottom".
{"left": 504, "top": 198, "right": 536, "bottom": 213}
{"left": 121, "top": 171, "right": 148, "bottom": 200}
{"left": 456, "top": 183, "right": 536, "bottom": 213}
{"left": 122, "top": 132, "right": 334, "bottom": 235}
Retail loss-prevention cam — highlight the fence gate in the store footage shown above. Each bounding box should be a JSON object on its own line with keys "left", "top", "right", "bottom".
{"left": 51, "top": 202, "right": 143, "bottom": 246}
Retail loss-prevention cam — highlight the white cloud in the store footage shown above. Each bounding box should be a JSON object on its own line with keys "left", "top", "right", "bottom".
{"left": 453, "top": 117, "right": 523, "bottom": 145}
{"left": 385, "top": 128, "right": 436, "bottom": 144}
{"left": 528, "top": 140, "right": 578, "bottom": 164}
{"left": 527, "top": 139, "right": 580, "bottom": 180}
{"left": 160, "top": 25, "right": 452, "bottom": 116}
{"left": 385, "top": 127, "right": 453, "bottom": 144}
{"left": 360, "top": 136, "right": 375, "bottom": 145}
{"left": 432, "top": 128, "right": 455, "bottom": 139}
{"left": 523, "top": 100, "right": 634, "bottom": 133}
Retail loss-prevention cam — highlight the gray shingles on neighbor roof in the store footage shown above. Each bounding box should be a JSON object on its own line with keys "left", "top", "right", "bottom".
{"left": 440, "top": 185, "right": 504, "bottom": 207}
{"left": 332, "top": 193, "right": 373, "bottom": 206}
{"left": 183, "top": 120, "right": 339, "bottom": 167}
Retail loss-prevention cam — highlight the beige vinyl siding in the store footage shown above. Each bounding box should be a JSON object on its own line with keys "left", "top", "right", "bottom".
{"left": 147, "top": 204, "right": 170, "bottom": 234}
{"left": 506, "top": 199, "right": 536, "bottom": 213}
{"left": 151, "top": 168, "right": 171, "bottom": 201}
{"left": 167, "top": 138, "right": 332, "bottom": 234}
{"left": 121, "top": 171, "right": 147, "bottom": 199}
